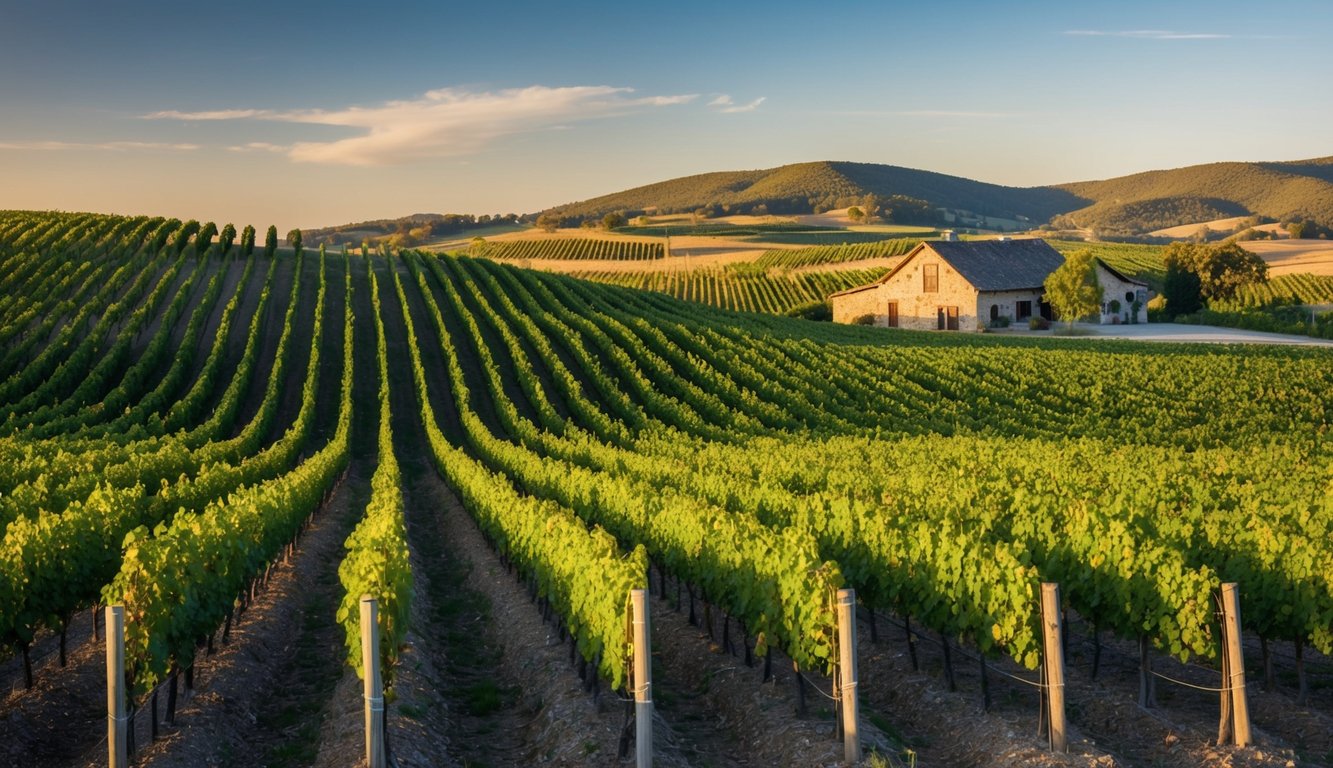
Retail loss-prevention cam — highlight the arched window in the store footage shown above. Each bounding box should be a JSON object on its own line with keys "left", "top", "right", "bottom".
{"left": 1125, "top": 291, "right": 1135, "bottom": 303}
{"left": 989, "top": 304, "right": 999, "bottom": 321}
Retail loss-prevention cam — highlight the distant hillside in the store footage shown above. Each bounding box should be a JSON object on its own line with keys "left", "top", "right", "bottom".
{"left": 545, "top": 161, "right": 1085, "bottom": 226}
{"left": 544, "top": 157, "right": 1333, "bottom": 236}
{"left": 303, "top": 212, "right": 521, "bottom": 248}
{"left": 1053, "top": 157, "right": 1333, "bottom": 236}
{"left": 308, "top": 156, "right": 1333, "bottom": 239}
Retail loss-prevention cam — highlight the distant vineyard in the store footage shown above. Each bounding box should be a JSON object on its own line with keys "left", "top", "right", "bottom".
{"left": 568, "top": 265, "right": 886, "bottom": 314}
{"left": 617, "top": 221, "right": 840, "bottom": 237}
{"left": 741, "top": 230, "right": 937, "bottom": 246}
{"left": 1046, "top": 239, "right": 1167, "bottom": 282}
{"left": 1215, "top": 272, "right": 1333, "bottom": 309}
{"left": 469, "top": 238, "right": 663, "bottom": 261}
{"left": 754, "top": 238, "right": 924, "bottom": 269}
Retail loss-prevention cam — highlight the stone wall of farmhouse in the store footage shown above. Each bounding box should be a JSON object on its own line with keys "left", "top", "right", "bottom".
{"left": 830, "top": 287, "right": 882, "bottom": 325}
{"left": 975, "top": 289, "right": 1047, "bottom": 325}
{"left": 832, "top": 251, "right": 982, "bottom": 331}
{"left": 1095, "top": 265, "right": 1150, "bottom": 324}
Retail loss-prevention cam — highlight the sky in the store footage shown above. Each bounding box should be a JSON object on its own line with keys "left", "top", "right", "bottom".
{"left": 1, "top": 0, "right": 1331, "bottom": 229}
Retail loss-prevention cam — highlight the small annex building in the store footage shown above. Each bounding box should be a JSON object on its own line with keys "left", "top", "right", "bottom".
{"left": 829, "top": 238, "right": 1149, "bottom": 331}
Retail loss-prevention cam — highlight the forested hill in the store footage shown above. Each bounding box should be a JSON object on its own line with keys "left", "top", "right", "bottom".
{"left": 543, "top": 160, "right": 1084, "bottom": 223}
{"left": 1051, "top": 157, "right": 1333, "bottom": 235}
{"left": 541, "top": 156, "right": 1333, "bottom": 235}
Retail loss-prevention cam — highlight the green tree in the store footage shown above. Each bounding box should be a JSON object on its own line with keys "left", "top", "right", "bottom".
{"left": 1195, "top": 241, "right": 1267, "bottom": 301}
{"left": 240, "top": 225, "right": 256, "bottom": 257}
{"left": 1162, "top": 240, "right": 1267, "bottom": 304}
{"left": 286, "top": 228, "right": 303, "bottom": 257}
{"left": 1043, "top": 249, "right": 1102, "bottom": 328}
{"left": 264, "top": 225, "right": 278, "bottom": 258}
{"left": 846, "top": 206, "right": 865, "bottom": 222}
{"left": 219, "top": 223, "right": 237, "bottom": 255}
{"left": 601, "top": 212, "right": 626, "bottom": 230}
{"left": 1162, "top": 259, "right": 1203, "bottom": 318}
{"left": 861, "top": 194, "right": 881, "bottom": 223}
{"left": 536, "top": 212, "right": 560, "bottom": 233}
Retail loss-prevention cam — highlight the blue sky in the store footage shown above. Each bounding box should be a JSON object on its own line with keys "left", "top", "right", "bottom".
{"left": 2, "top": 0, "right": 1330, "bottom": 228}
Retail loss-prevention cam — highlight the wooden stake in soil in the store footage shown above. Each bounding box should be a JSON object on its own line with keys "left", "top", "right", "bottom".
{"left": 1138, "top": 634, "right": 1155, "bottom": 708}
{"left": 1295, "top": 638, "right": 1309, "bottom": 706}
{"left": 940, "top": 633, "right": 956, "bottom": 692}
{"left": 836, "top": 589, "right": 862, "bottom": 765}
{"left": 1220, "top": 583, "right": 1252, "bottom": 747}
{"left": 166, "top": 670, "right": 179, "bottom": 725}
{"left": 1040, "top": 583, "right": 1067, "bottom": 754}
{"left": 106, "top": 605, "right": 127, "bottom": 768}
{"left": 904, "top": 615, "right": 918, "bottom": 671}
{"left": 21, "top": 643, "right": 32, "bottom": 689}
{"left": 631, "top": 589, "right": 653, "bottom": 768}
{"left": 360, "top": 596, "right": 386, "bottom": 768}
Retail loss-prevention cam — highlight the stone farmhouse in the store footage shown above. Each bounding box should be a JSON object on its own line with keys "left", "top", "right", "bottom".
{"left": 830, "top": 239, "right": 1149, "bottom": 331}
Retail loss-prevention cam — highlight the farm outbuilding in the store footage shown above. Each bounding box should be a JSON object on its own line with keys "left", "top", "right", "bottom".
{"left": 829, "top": 239, "right": 1150, "bottom": 331}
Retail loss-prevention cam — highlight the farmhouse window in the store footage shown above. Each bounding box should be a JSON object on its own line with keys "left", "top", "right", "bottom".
{"left": 923, "top": 263, "right": 939, "bottom": 293}
{"left": 1016, "top": 300, "right": 1032, "bottom": 320}
{"left": 989, "top": 304, "right": 999, "bottom": 322}
{"left": 886, "top": 301, "right": 899, "bottom": 328}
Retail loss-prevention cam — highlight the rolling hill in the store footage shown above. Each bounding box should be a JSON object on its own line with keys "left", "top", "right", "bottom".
{"left": 544, "top": 160, "right": 1085, "bottom": 225}
{"left": 542, "top": 157, "right": 1333, "bottom": 235}
{"left": 1053, "top": 157, "right": 1333, "bottom": 235}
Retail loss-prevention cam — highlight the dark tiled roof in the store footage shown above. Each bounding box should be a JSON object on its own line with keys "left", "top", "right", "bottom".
{"left": 926, "top": 239, "right": 1066, "bottom": 291}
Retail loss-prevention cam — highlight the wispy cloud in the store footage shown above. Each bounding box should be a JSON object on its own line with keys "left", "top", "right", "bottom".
{"left": 1064, "top": 29, "right": 1230, "bottom": 40}
{"left": 146, "top": 85, "right": 697, "bottom": 165}
{"left": 0, "top": 140, "right": 199, "bottom": 151}
{"left": 708, "top": 94, "right": 765, "bottom": 114}
{"left": 144, "top": 108, "right": 271, "bottom": 120}
{"left": 227, "top": 141, "right": 288, "bottom": 153}
{"left": 898, "top": 110, "right": 1012, "bottom": 118}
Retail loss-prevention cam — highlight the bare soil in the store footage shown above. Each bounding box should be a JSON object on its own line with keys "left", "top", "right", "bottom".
{"left": 229, "top": 252, "right": 295, "bottom": 437}
{"left": 374, "top": 254, "right": 634, "bottom": 767}
{"left": 0, "top": 614, "right": 109, "bottom": 768}
{"left": 181, "top": 255, "right": 252, "bottom": 396}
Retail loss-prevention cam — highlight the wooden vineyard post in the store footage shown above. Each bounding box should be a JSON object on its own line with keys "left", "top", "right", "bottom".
{"left": 1040, "top": 584, "right": 1068, "bottom": 754}
{"left": 106, "top": 605, "right": 127, "bottom": 768}
{"left": 1220, "top": 583, "right": 1252, "bottom": 747}
{"left": 631, "top": 589, "right": 653, "bottom": 768}
{"left": 836, "top": 589, "right": 861, "bottom": 764}
{"left": 360, "top": 596, "right": 386, "bottom": 768}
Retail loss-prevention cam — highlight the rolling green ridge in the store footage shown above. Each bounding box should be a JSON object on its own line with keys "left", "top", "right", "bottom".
{"left": 305, "top": 156, "right": 1333, "bottom": 239}
{"left": 546, "top": 160, "right": 1085, "bottom": 223}
{"left": 544, "top": 156, "right": 1333, "bottom": 235}
{"left": 1054, "top": 157, "right": 1333, "bottom": 234}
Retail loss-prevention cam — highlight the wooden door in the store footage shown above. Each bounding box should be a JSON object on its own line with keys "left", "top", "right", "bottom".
{"left": 938, "top": 306, "right": 958, "bottom": 330}
{"left": 886, "top": 301, "right": 898, "bottom": 328}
